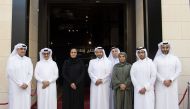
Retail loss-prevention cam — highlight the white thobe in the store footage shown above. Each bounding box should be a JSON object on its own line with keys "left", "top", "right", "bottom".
{"left": 34, "top": 60, "right": 58, "bottom": 109}
{"left": 88, "top": 58, "right": 112, "bottom": 109}
{"left": 109, "top": 58, "right": 119, "bottom": 68}
{"left": 108, "top": 58, "right": 119, "bottom": 109}
{"left": 154, "top": 54, "right": 181, "bottom": 109}
{"left": 130, "top": 59, "right": 156, "bottom": 109}
{"left": 7, "top": 54, "right": 33, "bottom": 109}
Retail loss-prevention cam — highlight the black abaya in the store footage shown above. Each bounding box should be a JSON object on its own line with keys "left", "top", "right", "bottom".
{"left": 62, "top": 58, "right": 85, "bottom": 109}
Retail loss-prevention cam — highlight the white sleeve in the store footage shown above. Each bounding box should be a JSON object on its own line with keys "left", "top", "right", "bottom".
{"left": 34, "top": 62, "right": 43, "bottom": 82}
{"left": 49, "top": 62, "right": 59, "bottom": 83}
{"left": 88, "top": 60, "right": 97, "bottom": 83}
{"left": 153, "top": 59, "right": 164, "bottom": 83}
{"left": 145, "top": 62, "right": 156, "bottom": 91}
{"left": 25, "top": 59, "right": 33, "bottom": 85}
{"left": 7, "top": 58, "right": 23, "bottom": 86}
{"left": 101, "top": 62, "right": 112, "bottom": 83}
{"left": 170, "top": 57, "right": 181, "bottom": 81}
{"left": 130, "top": 64, "right": 142, "bottom": 91}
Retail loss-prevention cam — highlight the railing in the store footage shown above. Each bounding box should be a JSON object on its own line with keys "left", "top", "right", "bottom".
{"left": 178, "top": 82, "right": 190, "bottom": 109}
{"left": 0, "top": 102, "right": 8, "bottom": 105}
{"left": 187, "top": 82, "right": 190, "bottom": 109}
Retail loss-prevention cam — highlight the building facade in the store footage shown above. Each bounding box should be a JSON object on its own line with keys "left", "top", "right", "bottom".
{"left": 0, "top": 0, "right": 190, "bottom": 109}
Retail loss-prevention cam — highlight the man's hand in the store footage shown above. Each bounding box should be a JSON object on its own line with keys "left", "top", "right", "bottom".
{"left": 139, "top": 87, "right": 146, "bottom": 94}
{"left": 42, "top": 81, "right": 50, "bottom": 89}
{"left": 70, "top": 83, "right": 77, "bottom": 90}
{"left": 95, "top": 79, "right": 103, "bottom": 86}
{"left": 20, "top": 83, "right": 28, "bottom": 89}
{"left": 119, "top": 84, "right": 127, "bottom": 91}
{"left": 163, "top": 80, "right": 172, "bottom": 87}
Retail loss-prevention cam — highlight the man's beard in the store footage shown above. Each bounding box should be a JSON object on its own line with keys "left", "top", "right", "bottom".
{"left": 97, "top": 56, "right": 103, "bottom": 59}
{"left": 162, "top": 51, "right": 169, "bottom": 55}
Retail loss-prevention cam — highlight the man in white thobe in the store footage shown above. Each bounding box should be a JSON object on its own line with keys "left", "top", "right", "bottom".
{"left": 108, "top": 47, "right": 120, "bottom": 67}
{"left": 88, "top": 47, "right": 112, "bottom": 109}
{"left": 130, "top": 47, "right": 156, "bottom": 109}
{"left": 108, "top": 47, "right": 120, "bottom": 109}
{"left": 34, "top": 48, "right": 58, "bottom": 109}
{"left": 154, "top": 41, "right": 181, "bottom": 109}
{"left": 7, "top": 43, "right": 33, "bottom": 109}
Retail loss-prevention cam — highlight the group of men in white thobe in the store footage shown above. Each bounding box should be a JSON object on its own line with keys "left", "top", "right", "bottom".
{"left": 7, "top": 41, "right": 181, "bottom": 109}
{"left": 131, "top": 42, "right": 181, "bottom": 109}
{"left": 7, "top": 43, "right": 58, "bottom": 109}
{"left": 88, "top": 41, "right": 181, "bottom": 109}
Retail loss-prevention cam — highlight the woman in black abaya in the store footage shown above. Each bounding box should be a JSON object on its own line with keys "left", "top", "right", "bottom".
{"left": 62, "top": 48, "right": 85, "bottom": 109}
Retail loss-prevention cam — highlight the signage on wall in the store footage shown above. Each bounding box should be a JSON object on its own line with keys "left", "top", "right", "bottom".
{"left": 77, "top": 48, "right": 94, "bottom": 53}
